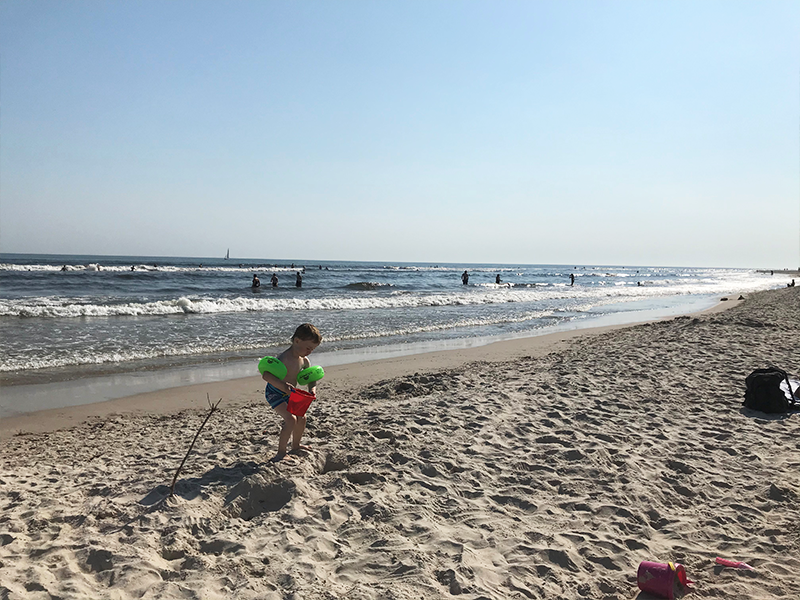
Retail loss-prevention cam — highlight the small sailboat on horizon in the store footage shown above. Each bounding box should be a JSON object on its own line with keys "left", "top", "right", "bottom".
{"left": 224, "top": 248, "right": 230, "bottom": 260}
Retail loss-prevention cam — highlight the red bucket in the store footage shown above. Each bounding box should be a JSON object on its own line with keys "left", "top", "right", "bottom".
{"left": 637, "top": 561, "right": 692, "bottom": 599}
{"left": 287, "top": 388, "right": 315, "bottom": 417}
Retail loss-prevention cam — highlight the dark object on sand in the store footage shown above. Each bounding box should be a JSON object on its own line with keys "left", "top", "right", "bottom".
{"left": 743, "top": 367, "right": 796, "bottom": 413}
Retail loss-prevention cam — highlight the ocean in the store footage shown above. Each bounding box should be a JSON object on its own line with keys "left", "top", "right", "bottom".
{"left": 0, "top": 253, "right": 784, "bottom": 416}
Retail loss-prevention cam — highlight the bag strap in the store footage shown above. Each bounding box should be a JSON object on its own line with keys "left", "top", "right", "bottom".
{"left": 774, "top": 366, "right": 798, "bottom": 409}
{"left": 789, "top": 374, "right": 799, "bottom": 409}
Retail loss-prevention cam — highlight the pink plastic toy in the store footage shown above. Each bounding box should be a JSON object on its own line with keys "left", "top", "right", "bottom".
{"left": 637, "top": 561, "right": 694, "bottom": 599}
{"left": 715, "top": 557, "right": 754, "bottom": 570}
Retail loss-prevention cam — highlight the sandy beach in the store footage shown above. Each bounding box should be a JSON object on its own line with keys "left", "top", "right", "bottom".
{"left": 1, "top": 286, "right": 798, "bottom": 599}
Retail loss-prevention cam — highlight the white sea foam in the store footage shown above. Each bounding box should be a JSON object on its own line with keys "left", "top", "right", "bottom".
{"left": 1, "top": 261, "right": 450, "bottom": 274}
{"left": 0, "top": 263, "right": 304, "bottom": 274}
{"left": 0, "top": 274, "right": 777, "bottom": 319}
{"left": 0, "top": 309, "right": 555, "bottom": 372}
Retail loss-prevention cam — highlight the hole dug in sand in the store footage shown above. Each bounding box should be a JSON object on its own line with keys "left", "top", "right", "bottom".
{"left": 78, "top": 547, "right": 115, "bottom": 573}
{"left": 224, "top": 473, "right": 296, "bottom": 520}
{"left": 344, "top": 471, "right": 385, "bottom": 485}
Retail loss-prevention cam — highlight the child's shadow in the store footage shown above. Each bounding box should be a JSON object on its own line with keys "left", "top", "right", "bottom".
{"left": 139, "top": 461, "right": 261, "bottom": 505}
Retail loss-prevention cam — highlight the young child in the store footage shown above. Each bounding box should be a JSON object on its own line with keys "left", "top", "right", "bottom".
{"left": 262, "top": 323, "right": 322, "bottom": 462}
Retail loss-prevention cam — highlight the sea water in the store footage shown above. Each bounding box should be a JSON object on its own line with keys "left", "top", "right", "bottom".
{"left": 0, "top": 254, "right": 783, "bottom": 415}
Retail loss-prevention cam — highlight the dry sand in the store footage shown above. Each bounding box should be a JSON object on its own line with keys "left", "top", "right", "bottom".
{"left": 1, "top": 287, "right": 798, "bottom": 599}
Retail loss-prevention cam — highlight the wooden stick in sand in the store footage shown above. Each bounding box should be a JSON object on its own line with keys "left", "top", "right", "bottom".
{"left": 169, "top": 394, "right": 222, "bottom": 498}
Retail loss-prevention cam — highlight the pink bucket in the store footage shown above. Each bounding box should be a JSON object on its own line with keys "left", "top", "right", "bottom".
{"left": 637, "top": 561, "right": 692, "bottom": 599}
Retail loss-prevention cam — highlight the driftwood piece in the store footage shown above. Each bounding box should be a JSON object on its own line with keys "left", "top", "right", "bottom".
{"left": 169, "top": 394, "right": 222, "bottom": 498}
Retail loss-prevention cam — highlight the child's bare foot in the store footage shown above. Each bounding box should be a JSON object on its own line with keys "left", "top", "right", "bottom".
{"left": 269, "top": 451, "right": 294, "bottom": 463}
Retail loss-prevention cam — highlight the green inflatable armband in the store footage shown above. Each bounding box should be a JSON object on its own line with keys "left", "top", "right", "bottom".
{"left": 258, "top": 356, "right": 287, "bottom": 380}
{"left": 297, "top": 365, "right": 325, "bottom": 386}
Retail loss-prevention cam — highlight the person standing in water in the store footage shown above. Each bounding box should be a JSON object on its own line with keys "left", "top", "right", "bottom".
{"left": 461, "top": 270, "right": 469, "bottom": 285}
{"left": 296, "top": 272, "right": 303, "bottom": 288}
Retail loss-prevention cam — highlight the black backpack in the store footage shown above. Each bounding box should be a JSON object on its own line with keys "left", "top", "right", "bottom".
{"left": 743, "top": 367, "right": 797, "bottom": 413}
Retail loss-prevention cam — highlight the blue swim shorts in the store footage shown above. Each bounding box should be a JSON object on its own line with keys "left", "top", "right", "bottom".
{"left": 265, "top": 382, "right": 289, "bottom": 408}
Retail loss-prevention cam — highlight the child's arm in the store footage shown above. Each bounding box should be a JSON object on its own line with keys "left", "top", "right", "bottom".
{"left": 302, "top": 357, "right": 317, "bottom": 395}
{"left": 261, "top": 371, "right": 293, "bottom": 395}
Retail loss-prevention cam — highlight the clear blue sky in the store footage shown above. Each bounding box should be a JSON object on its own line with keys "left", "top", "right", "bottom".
{"left": 1, "top": 0, "right": 798, "bottom": 267}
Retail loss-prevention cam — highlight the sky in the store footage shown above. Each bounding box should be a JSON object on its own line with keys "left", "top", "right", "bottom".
{"left": 1, "top": 0, "right": 798, "bottom": 268}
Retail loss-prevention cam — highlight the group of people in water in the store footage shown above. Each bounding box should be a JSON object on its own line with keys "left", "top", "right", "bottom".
{"left": 252, "top": 271, "right": 303, "bottom": 289}
{"left": 461, "top": 270, "right": 578, "bottom": 287}
{"left": 461, "top": 270, "right": 513, "bottom": 285}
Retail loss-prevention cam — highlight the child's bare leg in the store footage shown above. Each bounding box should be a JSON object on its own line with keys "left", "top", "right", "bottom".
{"left": 291, "top": 415, "right": 309, "bottom": 451}
{"left": 270, "top": 404, "right": 297, "bottom": 462}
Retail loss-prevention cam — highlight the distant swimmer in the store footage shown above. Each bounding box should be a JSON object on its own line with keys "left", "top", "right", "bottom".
{"left": 296, "top": 272, "right": 303, "bottom": 288}
{"left": 496, "top": 274, "right": 501, "bottom": 284}
{"left": 131, "top": 265, "right": 136, "bottom": 271}
{"left": 570, "top": 273, "right": 575, "bottom": 286}
{"left": 271, "top": 273, "right": 278, "bottom": 287}
{"left": 61, "top": 265, "right": 68, "bottom": 271}
{"left": 252, "top": 274, "right": 261, "bottom": 288}
{"left": 461, "top": 270, "right": 469, "bottom": 285}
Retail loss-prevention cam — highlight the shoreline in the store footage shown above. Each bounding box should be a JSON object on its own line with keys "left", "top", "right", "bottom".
{"left": 0, "top": 295, "right": 735, "bottom": 436}
{"left": 0, "top": 291, "right": 727, "bottom": 390}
